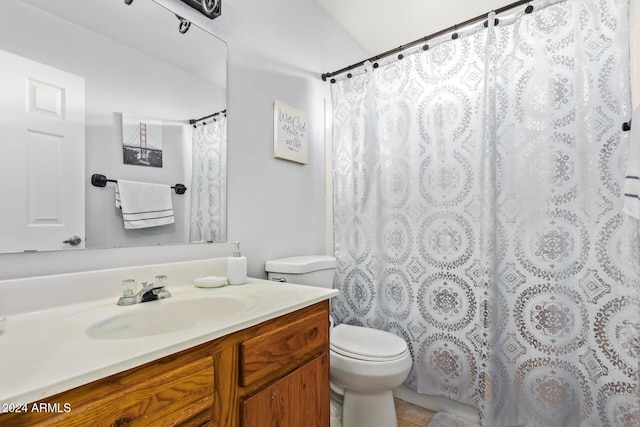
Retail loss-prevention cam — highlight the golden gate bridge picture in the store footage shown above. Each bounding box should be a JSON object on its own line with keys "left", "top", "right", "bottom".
{"left": 122, "top": 114, "right": 163, "bottom": 168}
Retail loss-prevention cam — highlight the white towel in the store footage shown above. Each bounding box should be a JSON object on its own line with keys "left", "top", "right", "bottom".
{"left": 623, "top": 107, "right": 640, "bottom": 219}
{"left": 115, "top": 180, "right": 174, "bottom": 229}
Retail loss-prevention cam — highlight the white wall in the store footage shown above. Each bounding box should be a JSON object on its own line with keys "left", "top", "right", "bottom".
{"left": 0, "top": 0, "right": 367, "bottom": 280}
{"left": 632, "top": 0, "right": 639, "bottom": 108}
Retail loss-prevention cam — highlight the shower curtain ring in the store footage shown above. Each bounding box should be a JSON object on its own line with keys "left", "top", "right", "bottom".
{"left": 422, "top": 36, "right": 429, "bottom": 51}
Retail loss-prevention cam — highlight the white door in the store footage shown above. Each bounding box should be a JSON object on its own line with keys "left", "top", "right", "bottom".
{"left": 0, "top": 48, "right": 85, "bottom": 253}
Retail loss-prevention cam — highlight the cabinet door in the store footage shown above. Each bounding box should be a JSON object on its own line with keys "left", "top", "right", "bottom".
{"left": 241, "top": 353, "right": 329, "bottom": 427}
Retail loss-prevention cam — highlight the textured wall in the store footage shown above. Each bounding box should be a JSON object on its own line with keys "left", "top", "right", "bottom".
{"left": 632, "top": 0, "right": 639, "bottom": 108}
{"left": 0, "top": 0, "right": 367, "bottom": 280}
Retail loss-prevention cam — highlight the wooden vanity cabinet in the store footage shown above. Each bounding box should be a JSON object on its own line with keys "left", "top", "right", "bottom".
{"left": 0, "top": 300, "right": 330, "bottom": 427}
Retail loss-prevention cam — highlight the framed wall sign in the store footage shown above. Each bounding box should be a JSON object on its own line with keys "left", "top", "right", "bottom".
{"left": 273, "top": 100, "right": 308, "bottom": 164}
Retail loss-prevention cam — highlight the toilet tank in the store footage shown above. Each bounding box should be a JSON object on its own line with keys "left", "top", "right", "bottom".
{"left": 265, "top": 255, "right": 336, "bottom": 288}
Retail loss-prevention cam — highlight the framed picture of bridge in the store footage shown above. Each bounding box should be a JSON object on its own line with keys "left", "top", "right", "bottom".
{"left": 121, "top": 113, "right": 163, "bottom": 167}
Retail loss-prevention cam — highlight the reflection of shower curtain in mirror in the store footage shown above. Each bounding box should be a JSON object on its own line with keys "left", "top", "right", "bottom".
{"left": 190, "top": 117, "right": 227, "bottom": 243}
{"left": 331, "top": 0, "right": 640, "bottom": 425}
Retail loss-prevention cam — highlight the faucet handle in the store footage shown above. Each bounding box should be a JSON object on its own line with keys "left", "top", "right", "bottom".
{"left": 154, "top": 275, "right": 168, "bottom": 287}
{"left": 118, "top": 279, "right": 139, "bottom": 306}
{"left": 152, "top": 275, "right": 171, "bottom": 299}
{"left": 121, "top": 279, "right": 138, "bottom": 297}
{"left": 141, "top": 275, "right": 168, "bottom": 291}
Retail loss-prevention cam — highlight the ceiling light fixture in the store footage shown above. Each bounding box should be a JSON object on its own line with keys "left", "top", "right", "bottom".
{"left": 180, "top": 0, "right": 221, "bottom": 19}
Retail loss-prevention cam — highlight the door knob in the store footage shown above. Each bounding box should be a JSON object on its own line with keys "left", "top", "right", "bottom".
{"left": 63, "top": 235, "right": 82, "bottom": 246}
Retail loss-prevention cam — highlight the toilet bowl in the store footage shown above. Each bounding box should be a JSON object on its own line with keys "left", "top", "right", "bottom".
{"left": 330, "top": 324, "right": 412, "bottom": 427}
{"left": 265, "top": 255, "right": 413, "bottom": 427}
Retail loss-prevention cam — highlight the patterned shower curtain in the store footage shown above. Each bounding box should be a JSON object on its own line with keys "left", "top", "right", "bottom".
{"left": 331, "top": 0, "right": 640, "bottom": 425}
{"left": 189, "top": 117, "right": 227, "bottom": 243}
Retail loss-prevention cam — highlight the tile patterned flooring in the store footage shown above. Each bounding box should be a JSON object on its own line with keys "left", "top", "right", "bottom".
{"left": 395, "top": 398, "right": 436, "bottom": 427}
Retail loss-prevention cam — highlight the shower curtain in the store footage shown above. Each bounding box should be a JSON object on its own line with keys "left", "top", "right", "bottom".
{"left": 331, "top": 0, "right": 640, "bottom": 425}
{"left": 189, "top": 117, "right": 227, "bottom": 243}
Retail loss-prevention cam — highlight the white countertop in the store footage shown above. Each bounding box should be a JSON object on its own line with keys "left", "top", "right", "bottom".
{"left": 0, "top": 278, "right": 338, "bottom": 406}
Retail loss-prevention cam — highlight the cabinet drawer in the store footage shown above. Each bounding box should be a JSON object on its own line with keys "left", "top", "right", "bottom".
{"left": 68, "top": 356, "right": 213, "bottom": 427}
{"left": 4, "top": 356, "right": 214, "bottom": 427}
{"left": 240, "top": 311, "right": 328, "bottom": 387}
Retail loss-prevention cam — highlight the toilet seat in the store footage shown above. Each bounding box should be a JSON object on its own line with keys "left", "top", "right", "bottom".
{"left": 330, "top": 324, "right": 409, "bottom": 362}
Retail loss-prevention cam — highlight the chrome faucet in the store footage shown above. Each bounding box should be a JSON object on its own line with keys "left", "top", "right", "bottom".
{"left": 117, "top": 276, "right": 172, "bottom": 306}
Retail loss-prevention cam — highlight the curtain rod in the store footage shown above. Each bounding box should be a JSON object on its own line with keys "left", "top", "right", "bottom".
{"left": 321, "top": 0, "right": 533, "bottom": 82}
{"left": 189, "top": 109, "right": 227, "bottom": 125}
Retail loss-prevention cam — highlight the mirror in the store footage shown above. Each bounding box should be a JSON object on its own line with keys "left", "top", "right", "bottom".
{"left": 0, "top": 0, "right": 227, "bottom": 253}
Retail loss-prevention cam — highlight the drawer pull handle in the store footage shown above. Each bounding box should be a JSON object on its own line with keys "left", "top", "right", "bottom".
{"left": 309, "top": 327, "right": 318, "bottom": 338}
{"left": 111, "top": 417, "right": 132, "bottom": 427}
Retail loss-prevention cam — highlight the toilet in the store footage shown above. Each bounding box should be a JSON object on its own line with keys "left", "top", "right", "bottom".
{"left": 265, "top": 255, "right": 412, "bottom": 427}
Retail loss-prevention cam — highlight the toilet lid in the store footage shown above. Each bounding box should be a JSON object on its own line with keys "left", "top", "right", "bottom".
{"left": 330, "top": 324, "right": 408, "bottom": 362}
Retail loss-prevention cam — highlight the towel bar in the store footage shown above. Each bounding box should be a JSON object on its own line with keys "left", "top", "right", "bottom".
{"left": 91, "top": 174, "right": 187, "bottom": 194}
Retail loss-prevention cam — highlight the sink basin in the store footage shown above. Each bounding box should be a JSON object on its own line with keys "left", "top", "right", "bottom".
{"left": 85, "top": 295, "right": 256, "bottom": 340}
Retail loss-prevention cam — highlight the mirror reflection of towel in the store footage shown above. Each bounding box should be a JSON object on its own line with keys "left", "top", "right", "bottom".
{"left": 624, "top": 107, "right": 640, "bottom": 220}
{"left": 115, "top": 180, "right": 174, "bottom": 229}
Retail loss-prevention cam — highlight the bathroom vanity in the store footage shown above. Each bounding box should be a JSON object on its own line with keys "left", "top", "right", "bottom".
{"left": 0, "top": 260, "right": 337, "bottom": 426}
